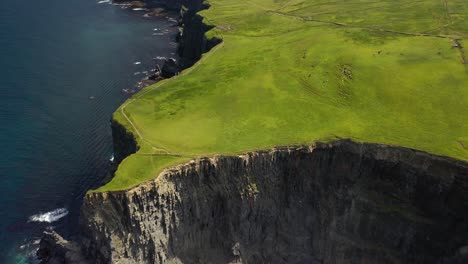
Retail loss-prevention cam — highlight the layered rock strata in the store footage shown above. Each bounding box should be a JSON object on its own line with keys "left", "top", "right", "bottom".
{"left": 71, "top": 140, "right": 468, "bottom": 264}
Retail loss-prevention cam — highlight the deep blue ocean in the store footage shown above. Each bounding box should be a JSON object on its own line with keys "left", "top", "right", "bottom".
{"left": 0, "top": 0, "right": 178, "bottom": 262}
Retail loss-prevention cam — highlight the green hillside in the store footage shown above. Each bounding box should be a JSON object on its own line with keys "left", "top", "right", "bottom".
{"left": 96, "top": 0, "right": 468, "bottom": 192}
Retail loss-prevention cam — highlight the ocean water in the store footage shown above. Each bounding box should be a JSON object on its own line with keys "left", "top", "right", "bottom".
{"left": 0, "top": 0, "right": 178, "bottom": 262}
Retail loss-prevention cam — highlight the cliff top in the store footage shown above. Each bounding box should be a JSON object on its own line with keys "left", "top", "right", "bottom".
{"left": 97, "top": 0, "right": 468, "bottom": 192}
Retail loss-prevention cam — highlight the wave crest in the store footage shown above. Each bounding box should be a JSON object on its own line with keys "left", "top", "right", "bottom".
{"left": 28, "top": 208, "right": 69, "bottom": 223}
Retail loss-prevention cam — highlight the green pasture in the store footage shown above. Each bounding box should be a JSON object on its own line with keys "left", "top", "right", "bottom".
{"left": 93, "top": 0, "right": 468, "bottom": 192}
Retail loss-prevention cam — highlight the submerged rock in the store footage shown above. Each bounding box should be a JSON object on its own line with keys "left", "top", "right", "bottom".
{"left": 128, "top": 1, "right": 146, "bottom": 8}
{"left": 145, "top": 8, "right": 168, "bottom": 17}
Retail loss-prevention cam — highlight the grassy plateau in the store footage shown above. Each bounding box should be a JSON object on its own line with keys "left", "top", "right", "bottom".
{"left": 96, "top": 0, "right": 468, "bottom": 192}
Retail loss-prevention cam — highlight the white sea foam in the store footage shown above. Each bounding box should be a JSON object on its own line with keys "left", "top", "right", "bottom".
{"left": 133, "top": 8, "right": 148, "bottom": 11}
{"left": 19, "top": 239, "right": 39, "bottom": 249}
{"left": 97, "top": 0, "right": 110, "bottom": 4}
{"left": 110, "top": 155, "right": 114, "bottom": 162}
{"left": 28, "top": 208, "right": 69, "bottom": 223}
{"left": 112, "top": 2, "right": 131, "bottom": 6}
{"left": 134, "top": 61, "right": 141, "bottom": 65}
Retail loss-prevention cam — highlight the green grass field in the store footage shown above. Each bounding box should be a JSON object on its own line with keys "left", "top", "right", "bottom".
{"left": 95, "top": 0, "right": 468, "bottom": 192}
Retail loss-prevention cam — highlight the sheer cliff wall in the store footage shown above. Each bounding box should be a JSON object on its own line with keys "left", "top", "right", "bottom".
{"left": 79, "top": 140, "right": 468, "bottom": 264}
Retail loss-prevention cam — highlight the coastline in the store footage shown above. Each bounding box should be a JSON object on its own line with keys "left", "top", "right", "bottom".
{"left": 0, "top": 0, "right": 184, "bottom": 262}
{"left": 95, "top": 0, "right": 221, "bottom": 191}
{"left": 37, "top": 0, "right": 468, "bottom": 262}
{"left": 116, "top": 1, "right": 181, "bottom": 95}
{"left": 37, "top": 0, "right": 220, "bottom": 261}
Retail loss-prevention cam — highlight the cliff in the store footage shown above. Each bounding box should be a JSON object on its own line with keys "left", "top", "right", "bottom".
{"left": 175, "top": 2, "right": 221, "bottom": 68}
{"left": 37, "top": 0, "right": 468, "bottom": 262}
{"left": 60, "top": 140, "right": 468, "bottom": 263}
{"left": 177, "top": 5, "right": 221, "bottom": 68}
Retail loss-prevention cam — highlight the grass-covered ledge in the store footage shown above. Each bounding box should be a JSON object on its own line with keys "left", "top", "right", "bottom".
{"left": 94, "top": 0, "right": 468, "bottom": 192}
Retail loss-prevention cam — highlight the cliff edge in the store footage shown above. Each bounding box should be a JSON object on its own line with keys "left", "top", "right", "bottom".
{"left": 50, "top": 140, "right": 468, "bottom": 263}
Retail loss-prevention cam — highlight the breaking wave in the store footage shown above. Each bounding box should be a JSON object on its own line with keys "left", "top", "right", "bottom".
{"left": 28, "top": 208, "right": 69, "bottom": 223}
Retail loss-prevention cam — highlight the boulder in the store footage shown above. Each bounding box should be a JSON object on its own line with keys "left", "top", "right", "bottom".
{"left": 161, "top": 58, "right": 179, "bottom": 78}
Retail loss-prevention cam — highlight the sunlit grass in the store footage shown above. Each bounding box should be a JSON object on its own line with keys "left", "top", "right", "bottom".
{"left": 96, "top": 0, "right": 468, "bottom": 192}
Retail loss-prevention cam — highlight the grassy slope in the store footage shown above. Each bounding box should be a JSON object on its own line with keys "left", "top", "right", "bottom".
{"left": 95, "top": 0, "right": 468, "bottom": 192}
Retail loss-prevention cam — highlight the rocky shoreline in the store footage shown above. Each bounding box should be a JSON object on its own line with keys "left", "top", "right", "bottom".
{"left": 120, "top": 0, "right": 221, "bottom": 95}
{"left": 120, "top": 2, "right": 180, "bottom": 95}
{"left": 37, "top": 0, "right": 220, "bottom": 262}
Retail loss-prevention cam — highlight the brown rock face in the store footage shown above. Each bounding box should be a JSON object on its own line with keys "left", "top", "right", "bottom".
{"left": 76, "top": 140, "right": 468, "bottom": 264}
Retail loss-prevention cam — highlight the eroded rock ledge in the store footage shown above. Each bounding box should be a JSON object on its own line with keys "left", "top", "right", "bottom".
{"left": 42, "top": 140, "right": 468, "bottom": 263}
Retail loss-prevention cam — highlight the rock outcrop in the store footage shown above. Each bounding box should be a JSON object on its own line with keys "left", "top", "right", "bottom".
{"left": 38, "top": 231, "right": 88, "bottom": 264}
{"left": 73, "top": 140, "right": 468, "bottom": 263}
{"left": 161, "top": 58, "right": 179, "bottom": 78}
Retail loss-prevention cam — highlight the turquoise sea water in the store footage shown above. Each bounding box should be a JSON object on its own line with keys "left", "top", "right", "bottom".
{"left": 0, "top": 0, "right": 178, "bottom": 262}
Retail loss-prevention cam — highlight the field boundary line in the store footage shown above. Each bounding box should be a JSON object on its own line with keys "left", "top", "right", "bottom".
{"left": 267, "top": 10, "right": 462, "bottom": 40}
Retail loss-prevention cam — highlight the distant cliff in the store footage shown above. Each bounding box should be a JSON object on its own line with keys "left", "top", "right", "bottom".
{"left": 176, "top": 0, "right": 220, "bottom": 68}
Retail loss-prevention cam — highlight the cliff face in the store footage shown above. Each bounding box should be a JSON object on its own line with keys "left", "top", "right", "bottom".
{"left": 77, "top": 140, "right": 468, "bottom": 263}
{"left": 177, "top": 6, "right": 221, "bottom": 68}
{"left": 111, "top": 120, "right": 138, "bottom": 164}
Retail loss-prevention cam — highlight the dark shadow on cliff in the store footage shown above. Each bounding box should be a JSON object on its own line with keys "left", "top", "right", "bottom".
{"left": 161, "top": 140, "right": 468, "bottom": 263}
